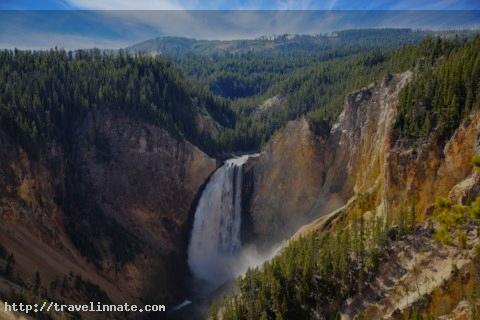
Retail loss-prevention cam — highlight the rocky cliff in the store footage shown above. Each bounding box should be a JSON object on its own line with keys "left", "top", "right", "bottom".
{"left": 248, "top": 69, "right": 480, "bottom": 240}
{"left": 246, "top": 72, "right": 412, "bottom": 246}
{"left": 244, "top": 71, "right": 480, "bottom": 318}
{"left": 0, "top": 110, "right": 216, "bottom": 312}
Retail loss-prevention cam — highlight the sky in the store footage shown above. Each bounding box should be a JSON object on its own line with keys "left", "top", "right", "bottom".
{"left": 2, "top": 0, "right": 480, "bottom": 10}
{"left": 0, "top": 1, "right": 480, "bottom": 49}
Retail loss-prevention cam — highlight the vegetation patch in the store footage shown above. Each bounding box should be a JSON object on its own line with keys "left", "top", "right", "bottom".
{"left": 211, "top": 194, "right": 392, "bottom": 320}
{"left": 396, "top": 36, "right": 480, "bottom": 142}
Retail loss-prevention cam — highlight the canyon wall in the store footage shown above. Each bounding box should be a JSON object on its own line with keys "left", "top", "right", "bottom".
{"left": 247, "top": 70, "right": 480, "bottom": 252}
{"left": 0, "top": 110, "right": 216, "bottom": 308}
{"left": 244, "top": 71, "right": 480, "bottom": 319}
{"left": 245, "top": 73, "right": 411, "bottom": 246}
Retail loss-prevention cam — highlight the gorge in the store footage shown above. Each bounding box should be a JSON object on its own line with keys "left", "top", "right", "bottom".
{"left": 1, "top": 30, "right": 480, "bottom": 320}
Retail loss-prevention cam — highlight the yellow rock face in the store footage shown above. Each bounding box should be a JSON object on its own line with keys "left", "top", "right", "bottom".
{"left": 249, "top": 70, "right": 480, "bottom": 247}
{"left": 247, "top": 72, "right": 480, "bottom": 319}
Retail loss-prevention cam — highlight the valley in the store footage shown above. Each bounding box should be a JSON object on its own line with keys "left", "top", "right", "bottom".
{"left": 0, "top": 28, "right": 480, "bottom": 320}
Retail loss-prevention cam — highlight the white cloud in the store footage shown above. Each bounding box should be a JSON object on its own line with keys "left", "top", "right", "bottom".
{"left": 1, "top": 10, "right": 479, "bottom": 50}
{"left": 66, "top": 0, "right": 185, "bottom": 10}
{"left": 65, "top": 0, "right": 329, "bottom": 10}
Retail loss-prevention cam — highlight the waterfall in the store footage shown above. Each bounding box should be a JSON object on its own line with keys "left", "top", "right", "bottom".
{"left": 187, "top": 154, "right": 254, "bottom": 288}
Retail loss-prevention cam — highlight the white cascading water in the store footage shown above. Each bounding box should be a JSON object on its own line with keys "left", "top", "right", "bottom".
{"left": 187, "top": 154, "right": 254, "bottom": 288}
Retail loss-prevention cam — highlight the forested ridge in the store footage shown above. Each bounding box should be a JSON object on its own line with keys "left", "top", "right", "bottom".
{"left": 136, "top": 29, "right": 443, "bottom": 101}
{"left": 0, "top": 49, "right": 234, "bottom": 156}
{"left": 396, "top": 36, "right": 480, "bottom": 142}
{"left": 129, "top": 29, "right": 447, "bottom": 58}
{"left": 130, "top": 29, "right": 473, "bottom": 101}
{"left": 214, "top": 35, "right": 480, "bottom": 151}
{"left": 1, "top": 31, "right": 478, "bottom": 157}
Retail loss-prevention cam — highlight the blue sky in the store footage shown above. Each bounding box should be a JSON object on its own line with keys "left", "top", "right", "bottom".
{"left": 0, "top": 1, "right": 479, "bottom": 49}
{"left": 2, "top": 0, "right": 480, "bottom": 10}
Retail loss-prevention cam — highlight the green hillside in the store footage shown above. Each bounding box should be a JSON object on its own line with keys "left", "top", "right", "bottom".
{"left": 0, "top": 49, "right": 234, "bottom": 156}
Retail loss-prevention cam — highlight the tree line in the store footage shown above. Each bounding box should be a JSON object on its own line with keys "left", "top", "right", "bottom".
{"left": 0, "top": 48, "right": 235, "bottom": 157}
{"left": 395, "top": 36, "right": 480, "bottom": 142}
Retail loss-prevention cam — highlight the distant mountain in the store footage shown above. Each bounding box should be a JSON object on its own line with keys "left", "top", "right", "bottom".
{"left": 126, "top": 29, "right": 478, "bottom": 104}
{"left": 127, "top": 29, "right": 473, "bottom": 56}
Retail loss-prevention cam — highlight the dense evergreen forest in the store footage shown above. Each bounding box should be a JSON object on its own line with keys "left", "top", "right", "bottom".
{"left": 158, "top": 29, "right": 435, "bottom": 100}
{"left": 0, "top": 49, "right": 234, "bottom": 156}
{"left": 132, "top": 29, "right": 443, "bottom": 100}
{"left": 2, "top": 29, "right": 478, "bottom": 157}
{"left": 396, "top": 37, "right": 480, "bottom": 142}
{"left": 214, "top": 35, "right": 480, "bottom": 151}
{"left": 130, "top": 29, "right": 473, "bottom": 102}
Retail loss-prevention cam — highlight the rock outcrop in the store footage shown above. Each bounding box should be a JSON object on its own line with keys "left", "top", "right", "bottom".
{"left": 247, "top": 70, "right": 480, "bottom": 243}
{"left": 246, "top": 72, "right": 413, "bottom": 246}
{"left": 243, "top": 118, "right": 329, "bottom": 246}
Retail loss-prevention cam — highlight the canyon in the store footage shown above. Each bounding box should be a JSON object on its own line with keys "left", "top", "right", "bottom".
{"left": 1, "top": 68, "right": 480, "bottom": 319}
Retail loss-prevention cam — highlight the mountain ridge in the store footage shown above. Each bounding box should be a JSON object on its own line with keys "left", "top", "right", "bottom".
{"left": 127, "top": 29, "right": 470, "bottom": 56}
